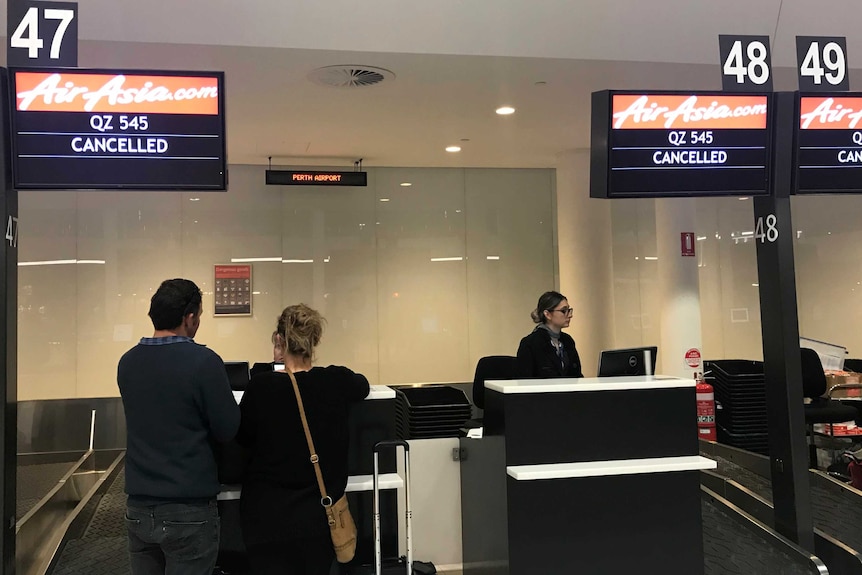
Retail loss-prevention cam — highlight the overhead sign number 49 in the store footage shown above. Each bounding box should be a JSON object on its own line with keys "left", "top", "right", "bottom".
{"left": 796, "top": 37, "right": 849, "bottom": 91}
{"left": 10, "top": 5, "right": 74, "bottom": 59}
{"left": 800, "top": 42, "right": 845, "bottom": 86}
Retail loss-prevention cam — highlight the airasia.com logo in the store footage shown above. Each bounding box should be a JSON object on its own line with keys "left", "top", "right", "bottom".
{"left": 17, "top": 73, "right": 218, "bottom": 112}
{"left": 800, "top": 98, "right": 862, "bottom": 130}
{"left": 613, "top": 95, "right": 767, "bottom": 129}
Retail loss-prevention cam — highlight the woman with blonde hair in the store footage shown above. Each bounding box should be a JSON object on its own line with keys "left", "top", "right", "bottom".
{"left": 237, "top": 304, "right": 369, "bottom": 575}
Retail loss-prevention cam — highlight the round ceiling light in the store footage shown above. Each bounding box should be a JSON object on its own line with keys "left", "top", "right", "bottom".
{"left": 496, "top": 106, "right": 516, "bottom": 115}
{"left": 445, "top": 146, "right": 461, "bottom": 153}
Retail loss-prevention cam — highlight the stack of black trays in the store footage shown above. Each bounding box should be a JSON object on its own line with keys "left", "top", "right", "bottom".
{"left": 395, "top": 386, "right": 472, "bottom": 440}
{"left": 704, "top": 359, "right": 769, "bottom": 455}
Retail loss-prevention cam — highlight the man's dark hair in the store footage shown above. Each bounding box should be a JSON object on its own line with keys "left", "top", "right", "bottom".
{"left": 148, "top": 279, "right": 202, "bottom": 330}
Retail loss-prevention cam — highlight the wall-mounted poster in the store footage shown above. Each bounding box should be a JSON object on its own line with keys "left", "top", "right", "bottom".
{"left": 214, "top": 264, "right": 252, "bottom": 316}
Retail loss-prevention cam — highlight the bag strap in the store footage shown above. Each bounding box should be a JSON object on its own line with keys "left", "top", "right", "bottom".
{"left": 286, "top": 369, "right": 334, "bottom": 512}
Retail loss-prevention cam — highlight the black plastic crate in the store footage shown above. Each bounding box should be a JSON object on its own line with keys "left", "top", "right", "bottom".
{"left": 396, "top": 386, "right": 470, "bottom": 409}
{"left": 394, "top": 386, "right": 472, "bottom": 440}
{"left": 705, "top": 360, "right": 765, "bottom": 380}
{"left": 396, "top": 408, "right": 472, "bottom": 421}
{"left": 710, "top": 376, "right": 766, "bottom": 393}
{"left": 716, "top": 408, "right": 767, "bottom": 422}
{"left": 395, "top": 416, "right": 471, "bottom": 429}
{"left": 715, "top": 402, "right": 768, "bottom": 415}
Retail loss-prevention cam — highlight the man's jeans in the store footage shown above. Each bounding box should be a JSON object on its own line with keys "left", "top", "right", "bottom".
{"left": 125, "top": 499, "right": 220, "bottom": 575}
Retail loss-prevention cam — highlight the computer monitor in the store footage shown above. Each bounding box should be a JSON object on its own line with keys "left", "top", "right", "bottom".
{"left": 224, "top": 361, "right": 250, "bottom": 391}
{"left": 597, "top": 346, "right": 658, "bottom": 377}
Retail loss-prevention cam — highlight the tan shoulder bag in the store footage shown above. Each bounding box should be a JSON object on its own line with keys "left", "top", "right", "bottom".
{"left": 286, "top": 369, "right": 357, "bottom": 563}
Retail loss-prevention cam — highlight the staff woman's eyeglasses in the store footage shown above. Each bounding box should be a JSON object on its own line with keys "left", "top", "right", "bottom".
{"left": 551, "top": 307, "right": 573, "bottom": 316}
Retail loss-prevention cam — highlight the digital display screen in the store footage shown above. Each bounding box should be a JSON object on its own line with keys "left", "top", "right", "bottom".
{"left": 797, "top": 94, "right": 862, "bottom": 194}
{"left": 265, "top": 170, "right": 368, "bottom": 187}
{"left": 11, "top": 68, "right": 227, "bottom": 190}
{"left": 591, "top": 91, "right": 772, "bottom": 198}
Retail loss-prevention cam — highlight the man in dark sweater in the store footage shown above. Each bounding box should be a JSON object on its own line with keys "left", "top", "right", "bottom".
{"left": 118, "top": 278, "right": 240, "bottom": 575}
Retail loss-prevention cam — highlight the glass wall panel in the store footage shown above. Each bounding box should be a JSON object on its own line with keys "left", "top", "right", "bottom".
{"left": 17, "top": 165, "right": 557, "bottom": 398}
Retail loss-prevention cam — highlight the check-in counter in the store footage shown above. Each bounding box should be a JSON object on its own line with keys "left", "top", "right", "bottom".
{"left": 460, "top": 376, "right": 716, "bottom": 575}
{"left": 217, "top": 384, "right": 399, "bottom": 567}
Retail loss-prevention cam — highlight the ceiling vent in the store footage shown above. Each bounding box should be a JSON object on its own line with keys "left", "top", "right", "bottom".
{"left": 307, "top": 65, "right": 395, "bottom": 88}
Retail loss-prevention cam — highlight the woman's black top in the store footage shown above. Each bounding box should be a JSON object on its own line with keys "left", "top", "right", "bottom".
{"left": 236, "top": 366, "right": 369, "bottom": 544}
{"left": 516, "top": 328, "right": 584, "bottom": 379}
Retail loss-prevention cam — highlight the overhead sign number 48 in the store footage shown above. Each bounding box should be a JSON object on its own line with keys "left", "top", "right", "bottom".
{"left": 723, "top": 40, "right": 770, "bottom": 86}
{"left": 718, "top": 35, "right": 773, "bottom": 91}
{"left": 10, "top": 5, "right": 74, "bottom": 59}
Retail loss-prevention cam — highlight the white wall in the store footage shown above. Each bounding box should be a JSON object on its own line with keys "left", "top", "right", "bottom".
{"left": 18, "top": 165, "right": 556, "bottom": 400}
{"left": 555, "top": 150, "right": 614, "bottom": 376}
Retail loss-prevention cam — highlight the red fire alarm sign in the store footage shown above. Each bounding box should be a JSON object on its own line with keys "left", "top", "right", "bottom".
{"left": 681, "top": 232, "right": 696, "bottom": 257}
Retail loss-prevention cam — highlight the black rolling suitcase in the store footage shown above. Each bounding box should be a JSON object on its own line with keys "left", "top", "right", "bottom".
{"left": 354, "top": 440, "right": 435, "bottom": 575}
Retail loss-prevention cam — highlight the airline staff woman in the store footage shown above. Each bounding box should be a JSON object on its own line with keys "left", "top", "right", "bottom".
{"left": 516, "top": 291, "right": 583, "bottom": 379}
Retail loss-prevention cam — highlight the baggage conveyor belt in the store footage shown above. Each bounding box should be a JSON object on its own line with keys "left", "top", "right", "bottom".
{"left": 700, "top": 440, "right": 862, "bottom": 575}
{"left": 37, "top": 440, "right": 858, "bottom": 575}
{"left": 701, "top": 488, "right": 826, "bottom": 575}
{"left": 17, "top": 461, "right": 80, "bottom": 521}
{"left": 46, "top": 460, "right": 130, "bottom": 575}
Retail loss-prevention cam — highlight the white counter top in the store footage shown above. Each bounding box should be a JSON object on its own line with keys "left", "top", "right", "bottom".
{"left": 485, "top": 375, "right": 694, "bottom": 394}
{"left": 344, "top": 473, "right": 404, "bottom": 492}
{"left": 367, "top": 385, "right": 396, "bottom": 400}
{"left": 507, "top": 455, "right": 716, "bottom": 481}
{"left": 233, "top": 384, "right": 395, "bottom": 404}
{"left": 217, "top": 473, "right": 403, "bottom": 500}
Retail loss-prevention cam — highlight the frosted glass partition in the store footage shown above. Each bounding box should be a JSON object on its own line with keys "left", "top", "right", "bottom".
{"left": 17, "top": 165, "right": 556, "bottom": 399}
{"left": 792, "top": 194, "right": 862, "bottom": 361}
{"left": 609, "top": 196, "right": 764, "bottom": 366}
{"left": 608, "top": 193, "right": 862, "bottom": 366}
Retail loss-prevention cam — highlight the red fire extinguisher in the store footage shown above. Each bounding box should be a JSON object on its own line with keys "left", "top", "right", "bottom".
{"left": 696, "top": 372, "right": 716, "bottom": 441}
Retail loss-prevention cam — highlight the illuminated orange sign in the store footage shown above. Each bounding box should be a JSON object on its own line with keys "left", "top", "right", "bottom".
{"left": 800, "top": 96, "right": 862, "bottom": 130}
{"left": 612, "top": 94, "right": 768, "bottom": 130}
{"left": 265, "top": 170, "right": 368, "bottom": 187}
{"left": 15, "top": 72, "right": 219, "bottom": 115}
{"left": 292, "top": 173, "right": 343, "bottom": 182}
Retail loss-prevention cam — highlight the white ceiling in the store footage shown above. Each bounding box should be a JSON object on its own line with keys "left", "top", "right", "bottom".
{"left": 4, "top": 0, "right": 862, "bottom": 168}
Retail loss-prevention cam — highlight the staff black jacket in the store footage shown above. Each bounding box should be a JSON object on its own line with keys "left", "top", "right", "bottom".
{"left": 516, "top": 328, "right": 584, "bottom": 379}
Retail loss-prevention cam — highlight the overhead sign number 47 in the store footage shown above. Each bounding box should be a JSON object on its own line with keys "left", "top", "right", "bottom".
{"left": 10, "top": 5, "right": 74, "bottom": 59}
